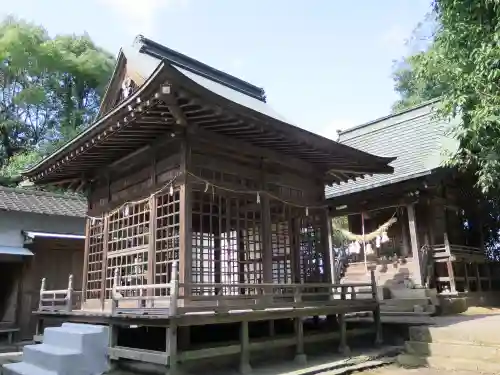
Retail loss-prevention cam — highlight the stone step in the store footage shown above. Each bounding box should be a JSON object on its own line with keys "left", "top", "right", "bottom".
{"left": 382, "top": 298, "right": 429, "bottom": 307}
{"left": 381, "top": 305, "right": 426, "bottom": 313}
{"left": 44, "top": 326, "right": 108, "bottom": 353}
{"left": 22, "top": 344, "right": 82, "bottom": 374}
{"left": 397, "top": 353, "right": 500, "bottom": 373}
{"left": 3, "top": 362, "right": 58, "bottom": 375}
{"left": 405, "top": 341, "right": 500, "bottom": 362}
{"left": 410, "top": 325, "right": 500, "bottom": 345}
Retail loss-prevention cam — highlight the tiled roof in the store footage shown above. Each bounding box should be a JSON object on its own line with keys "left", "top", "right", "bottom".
{"left": 0, "top": 187, "right": 86, "bottom": 218}
{"left": 325, "top": 100, "right": 460, "bottom": 199}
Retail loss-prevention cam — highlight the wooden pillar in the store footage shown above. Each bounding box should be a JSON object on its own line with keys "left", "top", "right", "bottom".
{"left": 406, "top": 203, "right": 423, "bottom": 287}
{"left": 81, "top": 218, "right": 90, "bottom": 302}
{"left": 323, "top": 210, "right": 335, "bottom": 283}
{"left": 108, "top": 322, "right": 118, "bottom": 370}
{"left": 338, "top": 313, "right": 349, "bottom": 355}
{"left": 167, "top": 261, "right": 179, "bottom": 374}
{"left": 464, "top": 263, "right": 470, "bottom": 292}
{"left": 426, "top": 201, "right": 436, "bottom": 288}
{"left": 179, "top": 135, "right": 192, "bottom": 295}
{"left": 100, "top": 215, "right": 109, "bottom": 310}
{"left": 486, "top": 263, "right": 493, "bottom": 291}
{"left": 475, "top": 262, "right": 482, "bottom": 292}
{"left": 338, "top": 286, "right": 350, "bottom": 355}
{"left": 166, "top": 322, "right": 178, "bottom": 375}
{"left": 294, "top": 317, "right": 306, "bottom": 364}
{"left": 371, "top": 270, "right": 383, "bottom": 346}
{"left": 239, "top": 321, "right": 252, "bottom": 374}
{"left": 261, "top": 195, "right": 273, "bottom": 285}
{"left": 147, "top": 195, "right": 157, "bottom": 302}
{"left": 291, "top": 217, "right": 301, "bottom": 283}
{"left": 400, "top": 215, "right": 410, "bottom": 257}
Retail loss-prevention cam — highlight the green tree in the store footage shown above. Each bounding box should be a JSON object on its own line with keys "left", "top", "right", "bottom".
{"left": 390, "top": 1, "right": 500, "bottom": 255}
{"left": 0, "top": 16, "right": 114, "bottom": 184}
{"left": 401, "top": 0, "right": 500, "bottom": 193}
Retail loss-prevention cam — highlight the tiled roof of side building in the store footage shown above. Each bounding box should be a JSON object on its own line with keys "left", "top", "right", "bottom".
{"left": 0, "top": 186, "right": 86, "bottom": 218}
{"left": 325, "top": 99, "right": 460, "bottom": 199}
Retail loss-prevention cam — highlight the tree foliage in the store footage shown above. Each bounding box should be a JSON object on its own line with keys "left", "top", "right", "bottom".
{"left": 391, "top": 1, "right": 500, "bottom": 254}
{"left": 394, "top": 1, "right": 500, "bottom": 193}
{"left": 0, "top": 16, "right": 114, "bottom": 184}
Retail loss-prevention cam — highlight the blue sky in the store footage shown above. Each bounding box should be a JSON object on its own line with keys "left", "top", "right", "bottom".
{"left": 0, "top": 0, "right": 431, "bottom": 141}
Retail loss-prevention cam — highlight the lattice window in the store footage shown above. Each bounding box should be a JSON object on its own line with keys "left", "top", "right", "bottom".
{"left": 86, "top": 218, "right": 104, "bottom": 300}
{"left": 155, "top": 190, "right": 180, "bottom": 287}
{"left": 239, "top": 196, "right": 263, "bottom": 287}
{"left": 108, "top": 201, "right": 150, "bottom": 252}
{"left": 191, "top": 191, "right": 218, "bottom": 292}
{"left": 270, "top": 204, "right": 292, "bottom": 284}
{"left": 299, "top": 213, "right": 324, "bottom": 283}
{"left": 190, "top": 186, "right": 264, "bottom": 296}
{"left": 105, "top": 201, "right": 150, "bottom": 299}
{"left": 106, "top": 252, "right": 149, "bottom": 298}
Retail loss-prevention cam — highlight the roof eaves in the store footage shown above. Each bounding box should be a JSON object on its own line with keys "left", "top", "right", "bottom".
{"left": 325, "top": 168, "right": 440, "bottom": 199}
{"left": 22, "top": 61, "right": 167, "bottom": 178}
{"left": 165, "top": 63, "right": 396, "bottom": 171}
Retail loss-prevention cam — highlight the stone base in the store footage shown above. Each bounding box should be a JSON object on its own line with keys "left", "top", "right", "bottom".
{"left": 294, "top": 353, "right": 307, "bottom": 365}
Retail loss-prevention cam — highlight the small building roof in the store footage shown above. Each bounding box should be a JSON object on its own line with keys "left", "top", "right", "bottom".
{"left": 325, "top": 99, "right": 460, "bottom": 199}
{"left": 23, "top": 35, "right": 395, "bottom": 188}
{"left": 0, "top": 187, "right": 86, "bottom": 218}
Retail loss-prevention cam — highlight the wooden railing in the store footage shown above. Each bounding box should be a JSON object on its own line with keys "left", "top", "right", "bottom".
{"left": 37, "top": 262, "right": 379, "bottom": 316}
{"left": 432, "top": 244, "right": 482, "bottom": 259}
{"left": 38, "top": 274, "right": 82, "bottom": 312}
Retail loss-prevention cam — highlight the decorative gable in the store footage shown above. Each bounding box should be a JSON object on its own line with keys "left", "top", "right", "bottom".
{"left": 97, "top": 46, "right": 156, "bottom": 118}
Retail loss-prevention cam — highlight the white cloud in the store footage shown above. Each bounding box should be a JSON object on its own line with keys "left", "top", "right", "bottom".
{"left": 98, "top": 0, "right": 188, "bottom": 36}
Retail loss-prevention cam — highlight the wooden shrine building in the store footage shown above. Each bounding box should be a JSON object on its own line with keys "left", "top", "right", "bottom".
{"left": 327, "top": 100, "right": 500, "bottom": 307}
{"left": 23, "top": 35, "right": 394, "bottom": 372}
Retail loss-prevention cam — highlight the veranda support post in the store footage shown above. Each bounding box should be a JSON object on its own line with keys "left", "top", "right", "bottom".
{"left": 371, "top": 269, "right": 383, "bottom": 345}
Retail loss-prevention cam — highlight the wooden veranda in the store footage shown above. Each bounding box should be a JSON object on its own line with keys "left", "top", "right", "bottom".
{"left": 24, "top": 36, "right": 395, "bottom": 373}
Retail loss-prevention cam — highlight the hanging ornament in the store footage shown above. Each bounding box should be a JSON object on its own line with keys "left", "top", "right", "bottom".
{"left": 169, "top": 185, "right": 174, "bottom": 196}
{"left": 204, "top": 182, "right": 209, "bottom": 193}
{"left": 123, "top": 205, "right": 130, "bottom": 217}
{"left": 305, "top": 207, "right": 309, "bottom": 216}
{"left": 348, "top": 242, "right": 354, "bottom": 253}
{"left": 381, "top": 231, "right": 389, "bottom": 243}
{"left": 366, "top": 243, "right": 374, "bottom": 255}
{"left": 350, "top": 241, "right": 360, "bottom": 254}
{"left": 375, "top": 235, "right": 381, "bottom": 248}
{"left": 256, "top": 192, "right": 261, "bottom": 204}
